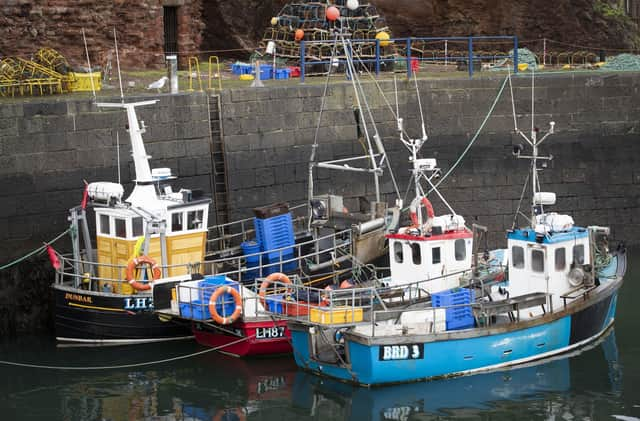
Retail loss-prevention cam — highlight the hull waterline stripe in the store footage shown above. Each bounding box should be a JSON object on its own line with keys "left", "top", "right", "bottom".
{"left": 56, "top": 335, "right": 194, "bottom": 346}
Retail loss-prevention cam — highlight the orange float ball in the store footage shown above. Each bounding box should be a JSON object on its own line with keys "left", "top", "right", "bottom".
{"left": 326, "top": 6, "right": 340, "bottom": 21}
{"left": 294, "top": 29, "right": 304, "bottom": 41}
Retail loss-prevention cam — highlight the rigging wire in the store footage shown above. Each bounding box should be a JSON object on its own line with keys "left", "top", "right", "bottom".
{"left": 0, "top": 229, "right": 70, "bottom": 271}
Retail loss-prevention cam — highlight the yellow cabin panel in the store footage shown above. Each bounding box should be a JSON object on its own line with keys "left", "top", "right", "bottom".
{"left": 167, "top": 232, "right": 206, "bottom": 276}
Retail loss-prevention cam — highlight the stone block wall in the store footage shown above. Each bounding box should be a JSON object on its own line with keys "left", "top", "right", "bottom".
{"left": 219, "top": 72, "right": 640, "bottom": 248}
{"left": 0, "top": 93, "right": 213, "bottom": 261}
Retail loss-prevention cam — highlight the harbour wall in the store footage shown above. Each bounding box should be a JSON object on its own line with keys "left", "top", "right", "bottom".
{"left": 0, "top": 72, "right": 639, "bottom": 332}
{"left": 1, "top": 73, "right": 639, "bottom": 258}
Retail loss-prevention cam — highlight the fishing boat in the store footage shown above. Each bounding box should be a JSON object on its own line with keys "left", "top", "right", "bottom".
{"left": 51, "top": 99, "right": 388, "bottom": 345}
{"left": 269, "top": 73, "right": 627, "bottom": 386}
{"left": 152, "top": 28, "right": 412, "bottom": 356}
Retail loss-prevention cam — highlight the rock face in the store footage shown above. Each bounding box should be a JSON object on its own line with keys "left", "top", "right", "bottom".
{"left": 0, "top": 1, "right": 637, "bottom": 68}
{"left": 0, "top": 0, "right": 204, "bottom": 68}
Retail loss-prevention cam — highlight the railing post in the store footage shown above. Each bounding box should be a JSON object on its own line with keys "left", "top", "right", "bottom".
{"left": 300, "top": 40, "right": 306, "bottom": 83}
{"left": 513, "top": 36, "right": 519, "bottom": 74}
{"left": 468, "top": 36, "right": 474, "bottom": 78}
{"left": 406, "top": 38, "right": 412, "bottom": 79}
{"left": 375, "top": 39, "right": 381, "bottom": 76}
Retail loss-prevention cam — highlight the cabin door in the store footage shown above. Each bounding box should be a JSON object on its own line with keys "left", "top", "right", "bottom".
{"left": 528, "top": 245, "right": 548, "bottom": 294}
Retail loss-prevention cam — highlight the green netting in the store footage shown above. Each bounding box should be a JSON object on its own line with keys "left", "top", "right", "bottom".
{"left": 601, "top": 53, "right": 640, "bottom": 71}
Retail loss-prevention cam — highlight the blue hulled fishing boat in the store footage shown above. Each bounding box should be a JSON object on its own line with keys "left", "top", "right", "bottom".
{"left": 266, "top": 73, "right": 627, "bottom": 386}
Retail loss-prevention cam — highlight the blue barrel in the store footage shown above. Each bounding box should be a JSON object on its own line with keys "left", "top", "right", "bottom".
{"left": 241, "top": 241, "right": 261, "bottom": 266}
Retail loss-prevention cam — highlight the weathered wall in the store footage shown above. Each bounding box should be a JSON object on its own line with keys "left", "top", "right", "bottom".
{"left": 0, "top": 0, "right": 204, "bottom": 68}
{"left": 220, "top": 73, "right": 640, "bottom": 247}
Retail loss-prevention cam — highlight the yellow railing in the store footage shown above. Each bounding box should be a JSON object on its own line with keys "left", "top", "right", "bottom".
{"left": 187, "top": 56, "right": 203, "bottom": 92}
{"left": 208, "top": 55, "right": 222, "bottom": 91}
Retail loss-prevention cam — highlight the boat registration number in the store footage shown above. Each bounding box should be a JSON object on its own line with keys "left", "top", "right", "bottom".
{"left": 255, "top": 326, "right": 286, "bottom": 340}
{"left": 379, "top": 344, "right": 424, "bottom": 361}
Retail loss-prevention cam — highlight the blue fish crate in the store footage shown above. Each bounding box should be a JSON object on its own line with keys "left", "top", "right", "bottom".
{"left": 241, "top": 240, "right": 261, "bottom": 266}
{"left": 275, "top": 68, "right": 290, "bottom": 80}
{"left": 179, "top": 300, "right": 210, "bottom": 320}
{"left": 231, "top": 63, "right": 252, "bottom": 75}
{"left": 265, "top": 294, "right": 285, "bottom": 314}
{"left": 262, "top": 253, "right": 297, "bottom": 275}
{"left": 254, "top": 214, "right": 295, "bottom": 250}
{"left": 199, "top": 276, "right": 240, "bottom": 316}
{"left": 432, "top": 288, "right": 475, "bottom": 331}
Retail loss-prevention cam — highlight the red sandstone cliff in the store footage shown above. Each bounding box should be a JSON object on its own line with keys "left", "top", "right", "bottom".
{"left": 0, "top": 1, "right": 637, "bottom": 68}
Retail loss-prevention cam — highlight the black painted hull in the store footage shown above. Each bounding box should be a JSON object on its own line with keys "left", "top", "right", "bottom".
{"left": 53, "top": 284, "right": 191, "bottom": 345}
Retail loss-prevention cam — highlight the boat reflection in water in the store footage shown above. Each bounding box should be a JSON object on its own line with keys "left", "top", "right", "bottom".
{"left": 1, "top": 328, "right": 621, "bottom": 420}
{"left": 292, "top": 329, "right": 622, "bottom": 420}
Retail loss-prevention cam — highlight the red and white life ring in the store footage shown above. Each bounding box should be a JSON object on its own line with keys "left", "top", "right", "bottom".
{"left": 125, "top": 255, "right": 161, "bottom": 291}
{"left": 258, "top": 272, "right": 292, "bottom": 309}
{"left": 209, "top": 286, "right": 243, "bottom": 325}
{"left": 409, "top": 196, "right": 435, "bottom": 230}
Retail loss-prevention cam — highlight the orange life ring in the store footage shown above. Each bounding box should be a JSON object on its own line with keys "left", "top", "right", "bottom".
{"left": 409, "top": 196, "right": 435, "bottom": 229}
{"left": 213, "top": 408, "right": 246, "bottom": 421}
{"left": 258, "top": 272, "right": 292, "bottom": 309}
{"left": 209, "top": 286, "right": 243, "bottom": 325}
{"left": 125, "top": 255, "right": 161, "bottom": 291}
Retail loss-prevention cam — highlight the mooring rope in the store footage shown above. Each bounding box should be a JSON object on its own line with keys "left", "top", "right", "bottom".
{"left": 428, "top": 74, "right": 510, "bottom": 194}
{"left": 0, "top": 229, "right": 70, "bottom": 271}
{"left": 0, "top": 334, "right": 255, "bottom": 371}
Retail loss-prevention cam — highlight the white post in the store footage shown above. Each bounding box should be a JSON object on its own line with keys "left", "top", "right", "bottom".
{"left": 444, "top": 40, "right": 448, "bottom": 67}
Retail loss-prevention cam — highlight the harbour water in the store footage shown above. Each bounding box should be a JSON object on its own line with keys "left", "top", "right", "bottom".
{"left": 0, "top": 249, "right": 638, "bottom": 421}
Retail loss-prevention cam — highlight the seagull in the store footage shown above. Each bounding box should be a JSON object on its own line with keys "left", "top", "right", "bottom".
{"left": 147, "top": 76, "right": 168, "bottom": 93}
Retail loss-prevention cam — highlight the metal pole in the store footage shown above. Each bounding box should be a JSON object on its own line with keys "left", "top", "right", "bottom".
{"left": 406, "top": 38, "right": 412, "bottom": 79}
{"left": 468, "top": 37, "right": 474, "bottom": 78}
{"left": 300, "top": 40, "right": 306, "bottom": 83}
{"left": 375, "top": 39, "right": 380, "bottom": 75}
{"left": 514, "top": 36, "right": 519, "bottom": 74}
{"left": 444, "top": 40, "right": 448, "bottom": 67}
{"left": 543, "top": 38, "right": 546, "bottom": 66}
{"left": 166, "top": 55, "right": 178, "bottom": 94}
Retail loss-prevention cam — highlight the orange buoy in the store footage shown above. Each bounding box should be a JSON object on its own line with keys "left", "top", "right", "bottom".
{"left": 326, "top": 6, "right": 340, "bottom": 21}
{"left": 294, "top": 29, "right": 304, "bottom": 41}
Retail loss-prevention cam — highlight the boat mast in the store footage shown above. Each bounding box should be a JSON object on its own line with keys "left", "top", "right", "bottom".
{"left": 96, "top": 100, "right": 160, "bottom": 207}
{"left": 510, "top": 69, "right": 555, "bottom": 228}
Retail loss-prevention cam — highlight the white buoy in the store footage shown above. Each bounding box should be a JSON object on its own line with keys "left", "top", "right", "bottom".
{"left": 347, "top": 0, "right": 359, "bottom": 10}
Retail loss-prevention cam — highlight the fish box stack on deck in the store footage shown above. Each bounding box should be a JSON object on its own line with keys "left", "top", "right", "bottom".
{"left": 253, "top": 203, "right": 297, "bottom": 275}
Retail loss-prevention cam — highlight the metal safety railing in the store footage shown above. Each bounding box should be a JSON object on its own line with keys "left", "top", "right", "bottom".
{"left": 298, "top": 35, "right": 519, "bottom": 82}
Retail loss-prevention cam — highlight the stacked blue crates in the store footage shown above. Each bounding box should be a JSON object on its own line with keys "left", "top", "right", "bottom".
{"left": 179, "top": 276, "right": 240, "bottom": 320}
{"left": 253, "top": 204, "right": 297, "bottom": 275}
{"left": 431, "top": 287, "right": 475, "bottom": 331}
{"left": 231, "top": 62, "right": 252, "bottom": 75}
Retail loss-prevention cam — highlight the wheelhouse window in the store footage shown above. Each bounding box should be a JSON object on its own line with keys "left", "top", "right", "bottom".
{"left": 555, "top": 248, "right": 566, "bottom": 271}
{"left": 532, "top": 249, "right": 545, "bottom": 272}
{"left": 172, "top": 212, "right": 183, "bottom": 232}
{"left": 99, "top": 214, "right": 110, "bottom": 235}
{"left": 432, "top": 247, "right": 441, "bottom": 264}
{"left": 411, "top": 243, "right": 421, "bottom": 265}
{"left": 455, "top": 239, "right": 466, "bottom": 261}
{"left": 512, "top": 246, "right": 524, "bottom": 269}
{"left": 115, "top": 218, "right": 127, "bottom": 238}
{"left": 187, "top": 210, "right": 204, "bottom": 230}
{"left": 573, "top": 244, "right": 585, "bottom": 265}
{"left": 394, "top": 242, "right": 403, "bottom": 264}
{"left": 132, "top": 217, "right": 144, "bottom": 237}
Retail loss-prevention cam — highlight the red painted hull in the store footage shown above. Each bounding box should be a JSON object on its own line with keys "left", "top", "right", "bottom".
{"left": 192, "top": 318, "right": 292, "bottom": 357}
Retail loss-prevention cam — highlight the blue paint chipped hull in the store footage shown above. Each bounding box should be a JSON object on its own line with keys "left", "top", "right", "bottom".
{"left": 290, "top": 279, "right": 621, "bottom": 386}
